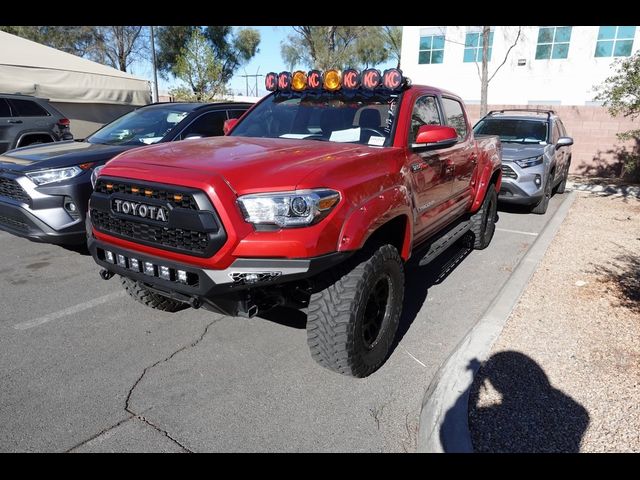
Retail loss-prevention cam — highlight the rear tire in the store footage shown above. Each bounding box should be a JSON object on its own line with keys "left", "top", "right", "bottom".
{"left": 306, "top": 244, "right": 405, "bottom": 378}
{"left": 120, "top": 276, "right": 186, "bottom": 312}
{"left": 469, "top": 186, "right": 497, "bottom": 250}
{"left": 555, "top": 161, "right": 570, "bottom": 194}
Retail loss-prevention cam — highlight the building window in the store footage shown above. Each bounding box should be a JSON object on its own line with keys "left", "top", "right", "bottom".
{"left": 418, "top": 34, "right": 445, "bottom": 64}
{"left": 464, "top": 31, "right": 494, "bottom": 62}
{"left": 595, "top": 26, "right": 636, "bottom": 57}
{"left": 535, "top": 26, "right": 572, "bottom": 60}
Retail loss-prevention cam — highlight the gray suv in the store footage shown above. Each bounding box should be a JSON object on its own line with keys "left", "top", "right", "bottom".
{"left": 0, "top": 93, "right": 73, "bottom": 154}
{"left": 473, "top": 109, "right": 573, "bottom": 214}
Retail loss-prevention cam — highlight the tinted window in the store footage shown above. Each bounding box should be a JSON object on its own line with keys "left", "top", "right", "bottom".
{"left": 474, "top": 119, "right": 548, "bottom": 144}
{"left": 180, "top": 111, "right": 227, "bottom": 139}
{"left": 9, "top": 99, "right": 49, "bottom": 117}
{"left": 0, "top": 99, "right": 11, "bottom": 117}
{"left": 409, "top": 96, "right": 441, "bottom": 144}
{"left": 441, "top": 98, "right": 468, "bottom": 140}
{"left": 227, "top": 109, "right": 247, "bottom": 119}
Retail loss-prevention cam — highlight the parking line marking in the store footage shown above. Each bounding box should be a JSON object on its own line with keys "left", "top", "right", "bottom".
{"left": 403, "top": 348, "right": 427, "bottom": 369}
{"left": 13, "top": 291, "right": 126, "bottom": 330}
{"left": 496, "top": 228, "right": 539, "bottom": 237}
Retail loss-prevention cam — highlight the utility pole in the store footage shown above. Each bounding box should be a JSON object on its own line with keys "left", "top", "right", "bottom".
{"left": 240, "top": 69, "right": 264, "bottom": 97}
{"left": 150, "top": 26, "right": 159, "bottom": 103}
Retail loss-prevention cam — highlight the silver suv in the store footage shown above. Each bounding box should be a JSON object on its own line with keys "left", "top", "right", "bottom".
{"left": 0, "top": 93, "right": 73, "bottom": 154}
{"left": 473, "top": 109, "right": 573, "bottom": 214}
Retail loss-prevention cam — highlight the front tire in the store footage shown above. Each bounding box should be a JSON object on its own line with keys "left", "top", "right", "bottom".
{"left": 306, "top": 244, "right": 405, "bottom": 378}
{"left": 531, "top": 174, "right": 552, "bottom": 214}
{"left": 120, "top": 276, "right": 186, "bottom": 312}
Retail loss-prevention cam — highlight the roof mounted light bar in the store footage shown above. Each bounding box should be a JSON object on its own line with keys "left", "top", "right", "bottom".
{"left": 265, "top": 68, "right": 409, "bottom": 93}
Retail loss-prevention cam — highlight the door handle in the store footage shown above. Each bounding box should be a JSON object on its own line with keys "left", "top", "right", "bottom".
{"left": 7, "top": 119, "right": 23, "bottom": 124}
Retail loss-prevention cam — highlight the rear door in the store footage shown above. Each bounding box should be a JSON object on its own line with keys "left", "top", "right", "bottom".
{"left": 440, "top": 97, "right": 476, "bottom": 200}
{"left": 0, "top": 99, "right": 13, "bottom": 154}
{"left": 7, "top": 98, "right": 53, "bottom": 145}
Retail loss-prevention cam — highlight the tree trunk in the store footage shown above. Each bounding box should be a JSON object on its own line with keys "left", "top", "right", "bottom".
{"left": 480, "top": 26, "right": 490, "bottom": 117}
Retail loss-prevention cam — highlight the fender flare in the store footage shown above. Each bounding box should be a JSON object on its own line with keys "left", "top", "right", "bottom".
{"left": 338, "top": 185, "right": 413, "bottom": 260}
{"left": 470, "top": 162, "right": 501, "bottom": 213}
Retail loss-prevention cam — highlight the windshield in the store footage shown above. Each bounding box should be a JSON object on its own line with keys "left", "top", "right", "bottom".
{"left": 474, "top": 118, "right": 548, "bottom": 144}
{"left": 230, "top": 92, "right": 401, "bottom": 147}
{"left": 87, "top": 107, "right": 192, "bottom": 146}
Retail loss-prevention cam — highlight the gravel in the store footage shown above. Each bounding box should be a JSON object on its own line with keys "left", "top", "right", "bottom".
{"left": 468, "top": 190, "right": 640, "bottom": 452}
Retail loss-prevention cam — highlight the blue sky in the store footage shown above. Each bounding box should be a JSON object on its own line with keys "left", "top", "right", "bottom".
{"left": 128, "top": 26, "right": 396, "bottom": 98}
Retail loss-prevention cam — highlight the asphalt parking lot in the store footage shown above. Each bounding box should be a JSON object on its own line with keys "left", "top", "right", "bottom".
{"left": 0, "top": 194, "right": 567, "bottom": 452}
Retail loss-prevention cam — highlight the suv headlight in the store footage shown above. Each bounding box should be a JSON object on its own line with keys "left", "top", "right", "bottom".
{"left": 91, "top": 165, "right": 105, "bottom": 188}
{"left": 26, "top": 166, "right": 83, "bottom": 186}
{"left": 514, "top": 155, "right": 543, "bottom": 168}
{"left": 237, "top": 189, "right": 341, "bottom": 228}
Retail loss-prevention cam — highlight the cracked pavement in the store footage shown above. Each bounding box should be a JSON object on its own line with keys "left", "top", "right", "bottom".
{"left": 0, "top": 195, "right": 567, "bottom": 452}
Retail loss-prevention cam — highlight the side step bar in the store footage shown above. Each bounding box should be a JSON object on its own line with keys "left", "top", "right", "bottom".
{"left": 418, "top": 219, "right": 471, "bottom": 266}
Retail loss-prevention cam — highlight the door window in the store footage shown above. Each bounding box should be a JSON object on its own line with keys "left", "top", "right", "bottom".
{"left": 180, "top": 111, "right": 227, "bottom": 139}
{"left": 409, "top": 96, "right": 441, "bottom": 144}
{"left": 9, "top": 99, "right": 49, "bottom": 117}
{"left": 441, "top": 97, "right": 468, "bottom": 141}
{"left": 0, "top": 99, "right": 11, "bottom": 117}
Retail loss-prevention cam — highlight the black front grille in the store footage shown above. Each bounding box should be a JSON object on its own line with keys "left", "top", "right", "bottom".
{"left": 95, "top": 179, "right": 198, "bottom": 210}
{"left": 90, "top": 178, "right": 227, "bottom": 257}
{"left": 91, "top": 210, "right": 210, "bottom": 255}
{"left": 0, "top": 177, "right": 30, "bottom": 203}
{"left": 501, "top": 164, "right": 518, "bottom": 180}
{"left": 0, "top": 213, "right": 29, "bottom": 232}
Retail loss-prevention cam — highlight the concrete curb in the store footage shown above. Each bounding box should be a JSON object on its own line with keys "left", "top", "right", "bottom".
{"left": 416, "top": 190, "right": 578, "bottom": 453}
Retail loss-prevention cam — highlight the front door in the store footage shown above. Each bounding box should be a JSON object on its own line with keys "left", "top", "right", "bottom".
{"left": 406, "top": 95, "right": 454, "bottom": 241}
{"left": 441, "top": 96, "right": 476, "bottom": 199}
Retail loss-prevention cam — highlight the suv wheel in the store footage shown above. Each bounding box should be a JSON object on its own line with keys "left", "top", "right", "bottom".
{"left": 306, "top": 244, "right": 405, "bottom": 378}
{"left": 531, "top": 174, "right": 552, "bottom": 214}
{"left": 120, "top": 276, "right": 186, "bottom": 312}
{"left": 469, "top": 186, "right": 498, "bottom": 249}
{"left": 555, "top": 161, "right": 570, "bottom": 194}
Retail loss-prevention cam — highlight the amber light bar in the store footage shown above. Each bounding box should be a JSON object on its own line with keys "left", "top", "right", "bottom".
{"left": 265, "top": 68, "right": 407, "bottom": 92}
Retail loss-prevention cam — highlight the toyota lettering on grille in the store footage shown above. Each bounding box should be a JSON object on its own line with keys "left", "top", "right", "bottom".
{"left": 112, "top": 199, "right": 168, "bottom": 222}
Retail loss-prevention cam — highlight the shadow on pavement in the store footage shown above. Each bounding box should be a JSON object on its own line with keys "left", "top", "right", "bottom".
{"left": 458, "top": 351, "right": 590, "bottom": 452}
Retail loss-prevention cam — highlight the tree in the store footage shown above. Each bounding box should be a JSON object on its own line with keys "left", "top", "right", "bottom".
{"left": 155, "top": 26, "right": 260, "bottom": 83}
{"left": 93, "top": 26, "right": 146, "bottom": 72}
{"left": 476, "top": 26, "right": 521, "bottom": 116}
{"left": 0, "top": 26, "right": 101, "bottom": 57}
{"left": 169, "top": 30, "right": 226, "bottom": 102}
{"left": 382, "top": 26, "right": 402, "bottom": 68}
{"left": 281, "top": 26, "right": 394, "bottom": 71}
{"left": 594, "top": 52, "right": 640, "bottom": 180}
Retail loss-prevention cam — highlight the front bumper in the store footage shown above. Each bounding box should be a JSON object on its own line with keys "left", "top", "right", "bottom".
{"left": 88, "top": 235, "right": 352, "bottom": 316}
{"left": 498, "top": 162, "right": 545, "bottom": 206}
{"left": 0, "top": 173, "right": 91, "bottom": 245}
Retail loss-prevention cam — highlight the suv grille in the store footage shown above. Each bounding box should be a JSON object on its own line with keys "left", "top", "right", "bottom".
{"left": 501, "top": 164, "right": 518, "bottom": 180}
{"left": 0, "top": 177, "right": 30, "bottom": 203}
{"left": 91, "top": 178, "right": 226, "bottom": 257}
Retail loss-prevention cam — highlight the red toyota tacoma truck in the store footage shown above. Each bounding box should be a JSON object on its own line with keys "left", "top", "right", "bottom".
{"left": 88, "top": 68, "right": 501, "bottom": 377}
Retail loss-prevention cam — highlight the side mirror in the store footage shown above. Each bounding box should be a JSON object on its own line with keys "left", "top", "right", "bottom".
{"left": 412, "top": 125, "right": 458, "bottom": 150}
{"left": 224, "top": 118, "right": 239, "bottom": 135}
{"left": 557, "top": 136, "right": 573, "bottom": 147}
{"left": 184, "top": 134, "right": 203, "bottom": 140}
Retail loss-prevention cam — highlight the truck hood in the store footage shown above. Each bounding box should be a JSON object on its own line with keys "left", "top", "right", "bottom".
{"left": 0, "top": 140, "right": 134, "bottom": 172}
{"left": 104, "top": 136, "right": 374, "bottom": 193}
{"left": 500, "top": 143, "right": 547, "bottom": 162}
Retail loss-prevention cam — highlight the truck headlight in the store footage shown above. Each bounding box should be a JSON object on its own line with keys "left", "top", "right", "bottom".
{"left": 237, "top": 189, "right": 340, "bottom": 227}
{"left": 514, "top": 156, "right": 543, "bottom": 168}
{"left": 91, "top": 165, "right": 105, "bottom": 188}
{"left": 26, "top": 166, "right": 83, "bottom": 186}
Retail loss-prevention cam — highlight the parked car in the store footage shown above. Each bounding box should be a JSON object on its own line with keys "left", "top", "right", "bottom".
{"left": 0, "top": 93, "right": 73, "bottom": 154}
{"left": 473, "top": 109, "right": 573, "bottom": 214}
{"left": 0, "top": 101, "right": 252, "bottom": 246}
{"left": 88, "top": 68, "right": 502, "bottom": 377}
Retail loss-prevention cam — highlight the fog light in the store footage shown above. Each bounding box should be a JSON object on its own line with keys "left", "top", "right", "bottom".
{"left": 534, "top": 175, "right": 542, "bottom": 187}
{"left": 64, "top": 201, "right": 77, "bottom": 212}
{"left": 159, "top": 266, "right": 171, "bottom": 280}
{"left": 130, "top": 258, "right": 140, "bottom": 272}
{"left": 117, "top": 254, "right": 127, "bottom": 268}
{"left": 244, "top": 273, "right": 259, "bottom": 283}
{"left": 144, "top": 262, "right": 156, "bottom": 276}
{"left": 105, "top": 251, "right": 115, "bottom": 263}
{"left": 177, "top": 270, "right": 188, "bottom": 283}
